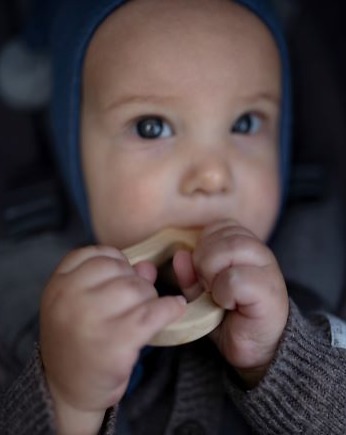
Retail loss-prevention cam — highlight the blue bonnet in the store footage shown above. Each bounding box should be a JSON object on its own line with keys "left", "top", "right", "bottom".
{"left": 50, "top": 0, "right": 291, "bottom": 236}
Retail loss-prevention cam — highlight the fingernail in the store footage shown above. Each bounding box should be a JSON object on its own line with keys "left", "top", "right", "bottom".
{"left": 176, "top": 295, "right": 187, "bottom": 306}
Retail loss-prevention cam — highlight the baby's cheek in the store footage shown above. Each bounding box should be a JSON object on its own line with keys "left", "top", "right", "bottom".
{"left": 255, "top": 187, "right": 280, "bottom": 240}
{"left": 100, "top": 183, "right": 163, "bottom": 248}
{"left": 243, "top": 178, "right": 280, "bottom": 240}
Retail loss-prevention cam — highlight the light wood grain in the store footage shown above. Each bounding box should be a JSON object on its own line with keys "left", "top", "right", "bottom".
{"left": 122, "top": 229, "right": 224, "bottom": 346}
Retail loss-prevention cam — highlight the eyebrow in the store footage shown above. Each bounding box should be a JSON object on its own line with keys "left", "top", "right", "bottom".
{"left": 103, "top": 91, "right": 280, "bottom": 113}
{"left": 240, "top": 91, "right": 281, "bottom": 106}
{"left": 103, "top": 95, "right": 179, "bottom": 112}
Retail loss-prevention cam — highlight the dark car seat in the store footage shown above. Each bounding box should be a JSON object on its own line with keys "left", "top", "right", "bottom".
{"left": 270, "top": 0, "right": 346, "bottom": 314}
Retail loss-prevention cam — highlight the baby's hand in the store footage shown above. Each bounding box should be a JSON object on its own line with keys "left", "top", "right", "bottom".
{"left": 174, "top": 220, "right": 289, "bottom": 387}
{"left": 40, "top": 246, "right": 185, "bottom": 434}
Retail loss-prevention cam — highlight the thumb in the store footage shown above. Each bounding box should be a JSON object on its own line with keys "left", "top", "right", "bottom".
{"left": 173, "top": 250, "right": 202, "bottom": 301}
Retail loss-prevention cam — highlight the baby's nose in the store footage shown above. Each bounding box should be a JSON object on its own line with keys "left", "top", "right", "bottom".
{"left": 180, "top": 157, "right": 232, "bottom": 196}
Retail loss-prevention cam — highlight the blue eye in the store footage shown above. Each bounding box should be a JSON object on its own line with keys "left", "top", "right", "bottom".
{"left": 232, "top": 113, "right": 262, "bottom": 135}
{"left": 136, "top": 117, "right": 173, "bottom": 139}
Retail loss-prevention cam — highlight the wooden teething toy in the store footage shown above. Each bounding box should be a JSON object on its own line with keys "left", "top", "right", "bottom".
{"left": 122, "top": 229, "right": 225, "bottom": 346}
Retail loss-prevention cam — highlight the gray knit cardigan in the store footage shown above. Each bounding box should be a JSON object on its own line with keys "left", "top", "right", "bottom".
{"left": 1, "top": 300, "right": 346, "bottom": 435}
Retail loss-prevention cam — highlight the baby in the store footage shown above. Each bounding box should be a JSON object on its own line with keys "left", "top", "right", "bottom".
{"left": 1, "top": 0, "right": 346, "bottom": 434}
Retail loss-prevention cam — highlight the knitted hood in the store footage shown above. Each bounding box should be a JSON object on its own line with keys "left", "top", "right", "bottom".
{"left": 50, "top": 0, "right": 291, "bottom": 236}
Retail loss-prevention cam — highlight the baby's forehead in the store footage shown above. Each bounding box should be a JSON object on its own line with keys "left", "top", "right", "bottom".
{"left": 86, "top": 0, "right": 276, "bottom": 59}
{"left": 82, "top": 0, "right": 280, "bottom": 102}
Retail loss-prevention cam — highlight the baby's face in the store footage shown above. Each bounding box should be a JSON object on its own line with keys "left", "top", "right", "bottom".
{"left": 81, "top": 0, "right": 281, "bottom": 249}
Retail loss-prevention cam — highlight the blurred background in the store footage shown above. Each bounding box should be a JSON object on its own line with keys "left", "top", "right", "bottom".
{"left": 1, "top": 0, "right": 346, "bottom": 385}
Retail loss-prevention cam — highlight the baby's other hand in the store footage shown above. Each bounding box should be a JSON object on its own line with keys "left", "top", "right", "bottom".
{"left": 40, "top": 246, "right": 186, "bottom": 434}
{"left": 174, "top": 220, "right": 289, "bottom": 388}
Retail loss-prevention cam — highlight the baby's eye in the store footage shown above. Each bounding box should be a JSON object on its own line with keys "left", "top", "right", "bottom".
{"left": 231, "top": 113, "right": 262, "bottom": 135}
{"left": 136, "top": 117, "right": 173, "bottom": 139}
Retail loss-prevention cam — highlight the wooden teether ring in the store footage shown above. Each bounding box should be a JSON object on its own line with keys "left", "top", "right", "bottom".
{"left": 122, "top": 229, "right": 225, "bottom": 346}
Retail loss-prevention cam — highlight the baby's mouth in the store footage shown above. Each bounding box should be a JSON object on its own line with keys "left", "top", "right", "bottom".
{"left": 122, "top": 228, "right": 199, "bottom": 296}
{"left": 123, "top": 228, "right": 225, "bottom": 347}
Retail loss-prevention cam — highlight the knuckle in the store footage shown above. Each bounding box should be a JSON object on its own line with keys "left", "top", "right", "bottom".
{"left": 123, "top": 275, "right": 157, "bottom": 299}
{"left": 92, "top": 245, "right": 127, "bottom": 261}
{"left": 137, "top": 303, "right": 158, "bottom": 326}
{"left": 223, "top": 266, "right": 238, "bottom": 285}
{"left": 215, "top": 267, "right": 238, "bottom": 295}
{"left": 56, "top": 246, "right": 127, "bottom": 274}
{"left": 57, "top": 246, "right": 97, "bottom": 266}
{"left": 42, "top": 275, "right": 68, "bottom": 309}
{"left": 84, "top": 255, "right": 130, "bottom": 276}
{"left": 42, "top": 276, "right": 89, "bottom": 325}
{"left": 224, "top": 233, "right": 251, "bottom": 250}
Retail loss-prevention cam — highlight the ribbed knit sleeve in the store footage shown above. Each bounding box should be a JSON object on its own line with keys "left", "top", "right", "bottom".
{"left": 0, "top": 347, "right": 118, "bottom": 435}
{"left": 0, "top": 346, "right": 56, "bottom": 434}
{"left": 225, "top": 300, "right": 346, "bottom": 434}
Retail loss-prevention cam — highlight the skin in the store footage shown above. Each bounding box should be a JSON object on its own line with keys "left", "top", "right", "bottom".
{"left": 39, "top": 1, "right": 289, "bottom": 434}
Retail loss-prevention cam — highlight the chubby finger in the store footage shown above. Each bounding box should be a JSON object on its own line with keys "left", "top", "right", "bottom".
{"left": 115, "top": 295, "right": 187, "bottom": 348}
{"left": 201, "top": 218, "right": 243, "bottom": 238}
{"left": 173, "top": 250, "right": 197, "bottom": 289}
{"left": 85, "top": 275, "right": 160, "bottom": 319}
{"left": 211, "top": 264, "right": 287, "bottom": 318}
{"left": 194, "top": 231, "right": 274, "bottom": 291}
{"left": 134, "top": 261, "right": 157, "bottom": 284}
{"left": 56, "top": 246, "right": 128, "bottom": 275}
{"left": 173, "top": 250, "right": 202, "bottom": 302}
{"left": 58, "top": 255, "right": 136, "bottom": 292}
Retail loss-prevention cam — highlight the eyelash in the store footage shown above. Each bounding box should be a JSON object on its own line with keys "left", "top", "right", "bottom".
{"left": 131, "top": 112, "right": 266, "bottom": 140}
